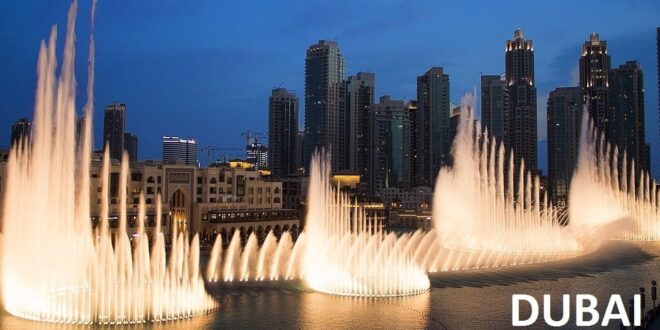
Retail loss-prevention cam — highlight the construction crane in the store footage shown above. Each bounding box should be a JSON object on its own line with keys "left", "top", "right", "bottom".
{"left": 200, "top": 146, "right": 243, "bottom": 165}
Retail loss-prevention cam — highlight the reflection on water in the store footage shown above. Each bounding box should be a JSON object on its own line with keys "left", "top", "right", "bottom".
{"left": 1, "top": 241, "right": 658, "bottom": 329}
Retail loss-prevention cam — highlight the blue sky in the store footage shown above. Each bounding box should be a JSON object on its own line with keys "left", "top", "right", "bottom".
{"left": 1, "top": 0, "right": 659, "bottom": 175}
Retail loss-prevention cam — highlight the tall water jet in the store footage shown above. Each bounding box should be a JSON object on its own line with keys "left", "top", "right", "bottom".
{"left": 569, "top": 110, "right": 660, "bottom": 240}
{"left": 1, "top": 2, "right": 216, "bottom": 324}
{"left": 432, "top": 93, "right": 586, "bottom": 269}
{"left": 301, "top": 152, "right": 430, "bottom": 297}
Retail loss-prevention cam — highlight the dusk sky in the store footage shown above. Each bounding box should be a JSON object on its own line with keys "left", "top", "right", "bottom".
{"left": 1, "top": 0, "right": 659, "bottom": 174}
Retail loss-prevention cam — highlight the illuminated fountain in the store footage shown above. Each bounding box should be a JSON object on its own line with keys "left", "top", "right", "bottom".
{"left": 206, "top": 152, "right": 430, "bottom": 297}
{"left": 430, "top": 94, "right": 588, "bottom": 270}
{"left": 569, "top": 111, "right": 660, "bottom": 241}
{"left": 301, "top": 152, "right": 430, "bottom": 297}
{"left": 1, "top": 1, "right": 216, "bottom": 324}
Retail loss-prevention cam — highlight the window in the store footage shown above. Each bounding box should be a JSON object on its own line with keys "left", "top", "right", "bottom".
{"left": 146, "top": 198, "right": 152, "bottom": 204}
{"left": 274, "top": 187, "right": 280, "bottom": 194}
{"left": 266, "top": 187, "right": 271, "bottom": 193}
{"left": 257, "top": 188, "right": 262, "bottom": 194}
{"left": 248, "top": 188, "right": 253, "bottom": 194}
{"left": 197, "top": 177, "right": 203, "bottom": 184}
{"left": 210, "top": 198, "right": 216, "bottom": 203}
{"left": 197, "top": 187, "right": 202, "bottom": 194}
{"left": 146, "top": 187, "right": 154, "bottom": 194}
{"left": 197, "top": 197, "right": 202, "bottom": 203}
{"left": 210, "top": 187, "right": 216, "bottom": 194}
{"left": 131, "top": 172, "right": 142, "bottom": 182}
{"left": 274, "top": 197, "right": 280, "bottom": 203}
{"left": 147, "top": 176, "right": 155, "bottom": 183}
{"left": 157, "top": 176, "right": 162, "bottom": 184}
{"left": 210, "top": 178, "right": 217, "bottom": 184}
{"left": 227, "top": 176, "right": 233, "bottom": 184}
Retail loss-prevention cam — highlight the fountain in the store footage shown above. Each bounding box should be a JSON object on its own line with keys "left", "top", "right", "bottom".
{"left": 1, "top": 1, "right": 216, "bottom": 324}
{"left": 205, "top": 152, "right": 430, "bottom": 297}
{"left": 569, "top": 110, "right": 660, "bottom": 241}
{"left": 301, "top": 152, "right": 430, "bottom": 297}
{"left": 431, "top": 94, "right": 588, "bottom": 270}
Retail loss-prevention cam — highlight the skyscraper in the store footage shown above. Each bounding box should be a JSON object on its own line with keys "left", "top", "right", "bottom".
{"left": 505, "top": 29, "right": 537, "bottom": 173}
{"left": 162, "top": 136, "right": 198, "bottom": 166}
{"left": 103, "top": 102, "right": 126, "bottom": 160}
{"left": 608, "top": 61, "right": 649, "bottom": 173}
{"left": 10, "top": 117, "right": 31, "bottom": 147}
{"left": 416, "top": 67, "right": 450, "bottom": 186}
{"left": 246, "top": 143, "right": 268, "bottom": 168}
{"left": 579, "top": 33, "right": 611, "bottom": 133}
{"left": 370, "top": 96, "right": 409, "bottom": 193}
{"left": 657, "top": 27, "right": 659, "bottom": 166}
{"left": 268, "top": 88, "right": 299, "bottom": 178}
{"left": 406, "top": 101, "right": 419, "bottom": 187}
{"left": 124, "top": 133, "right": 138, "bottom": 161}
{"left": 547, "top": 87, "right": 582, "bottom": 206}
{"left": 304, "top": 40, "right": 346, "bottom": 172}
{"left": 480, "top": 75, "right": 509, "bottom": 142}
{"left": 345, "top": 72, "right": 375, "bottom": 176}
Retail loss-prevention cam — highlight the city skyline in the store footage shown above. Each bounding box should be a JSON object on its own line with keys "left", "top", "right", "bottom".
{"left": 0, "top": 1, "right": 659, "bottom": 175}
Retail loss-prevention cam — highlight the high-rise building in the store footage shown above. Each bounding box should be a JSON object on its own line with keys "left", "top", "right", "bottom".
{"left": 480, "top": 75, "right": 509, "bottom": 142}
{"left": 103, "top": 102, "right": 126, "bottom": 160}
{"left": 579, "top": 33, "right": 611, "bottom": 133}
{"left": 247, "top": 143, "right": 268, "bottom": 169}
{"left": 162, "top": 136, "right": 198, "bottom": 166}
{"left": 295, "top": 131, "right": 304, "bottom": 172}
{"left": 345, "top": 72, "right": 375, "bottom": 176}
{"left": 268, "top": 88, "right": 299, "bottom": 178}
{"left": 608, "top": 61, "right": 649, "bottom": 173}
{"left": 657, "top": 27, "right": 659, "bottom": 167}
{"left": 505, "top": 29, "right": 537, "bottom": 173}
{"left": 124, "top": 133, "right": 138, "bottom": 161}
{"left": 416, "top": 67, "right": 450, "bottom": 186}
{"left": 304, "top": 40, "right": 346, "bottom": 172}
{"left": 10, "top": 117, "right": 31, "bottom": 147}
{"left": 370, "top": 96, "right": 409, "bottom": 193}
{"left": 406, "top": 101, "right": 419, "bottom": 187}
{"left": 547, "top": 87, "right": 582, "bottom": 206}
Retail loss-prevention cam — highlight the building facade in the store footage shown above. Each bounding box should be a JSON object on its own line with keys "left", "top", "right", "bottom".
{"left": 124, "top": 132, "right": 138, "bottom": 161}
{"left": 268, "top": 88, "right": 299, "bottom": 178}
{"left": 547, "top": 87, "right": 582, "bottom": 206}
{"left": 345, "top": 72, "right": 376, "bottom": 178}
{"left": 416, "top": 67, "right": 450, "bottom": 186}
{"left": 103, "top": 102, "right": 126, "bottom": 161}
{"left": 304, "top": 40, "right": 346, "bottom": 172}
{"left": 162, "top": 136, "right": 198, "bottom": 166}
{"left": 608, "top": 61, "right": 650, "bottom": 173}
{"left": 579, "top": 33, "right": 610, "bottom": 133}
{"left": 406, "top": 101, "right": 419, "bottom": 187}
{"left": 505, "top": 29, "right": 537, "bottom": 174}
{"left": 246, "top": 143, "right": 268, "bottom": 169}
{"left": 86, "top": 157, "right": 296, "bottom": 248}
{"left": 370, "top": 96, "right": 409, "bottom": 193}
{"left": 480, "top": 75, "right": 509, "bottom": 142}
